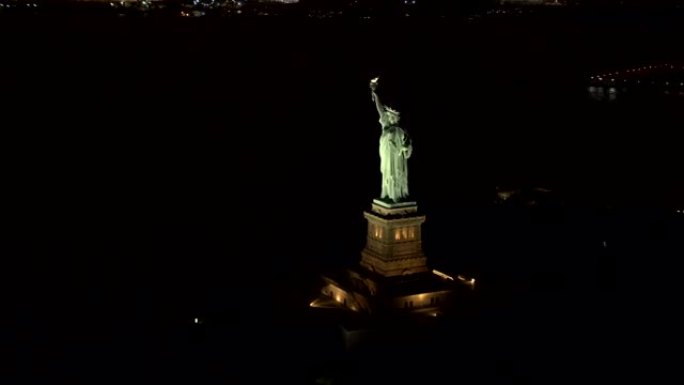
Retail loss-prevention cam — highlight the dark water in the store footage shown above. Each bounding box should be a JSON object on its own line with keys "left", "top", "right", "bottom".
{"left": 2, "top": 11, "right": 682, "bottom": 384}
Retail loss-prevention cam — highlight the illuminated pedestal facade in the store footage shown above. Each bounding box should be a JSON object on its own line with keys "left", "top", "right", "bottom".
{"left": 314, "top": 200, "right": 460, "bottom": 316}
{"left": 360, "top": 200, "right": 428, "bottom": 276}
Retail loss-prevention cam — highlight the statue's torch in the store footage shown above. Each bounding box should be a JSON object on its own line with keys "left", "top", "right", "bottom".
{"left": 370, "top": 77, "right": 379, "bottom": 101}
{"left": 370, "top": 77, "right": 379, "bottom": 90}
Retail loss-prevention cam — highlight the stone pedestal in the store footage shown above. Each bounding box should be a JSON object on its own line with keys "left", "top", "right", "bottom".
{"left": 359, "top": 199, "right": 428, "bottom": 277}
{"left": 312, "top": 199, "right": 462, "bottom": 316}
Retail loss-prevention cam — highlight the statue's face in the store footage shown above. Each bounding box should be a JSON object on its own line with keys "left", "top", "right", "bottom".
{"left": 387, "top": 113, "right": 400, "bottom": 125}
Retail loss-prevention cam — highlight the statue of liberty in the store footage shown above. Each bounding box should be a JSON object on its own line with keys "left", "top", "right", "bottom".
{"left": 370, "top": 77, "right": 413, "bottom": 203}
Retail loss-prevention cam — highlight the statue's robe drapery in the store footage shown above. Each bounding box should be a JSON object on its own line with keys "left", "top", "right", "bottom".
{"left": 379, "top": 114, "right": 413, "bottom": 202}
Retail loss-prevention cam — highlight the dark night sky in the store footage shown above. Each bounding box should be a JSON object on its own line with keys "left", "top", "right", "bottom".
{"left": 4, "top": 12, "right": 681, "bottom": 206}
{"left": 1, "top": 9, "right": 681, "bottom": 384}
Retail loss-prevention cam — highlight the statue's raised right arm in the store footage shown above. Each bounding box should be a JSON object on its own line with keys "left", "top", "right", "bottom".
{"left": 370, "top": 77, "right": 384, "bottom": 118}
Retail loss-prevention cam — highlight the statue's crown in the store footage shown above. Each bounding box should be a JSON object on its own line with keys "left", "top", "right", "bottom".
{"left": 384, "top": 106, "right": 400, "bottom": 116}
